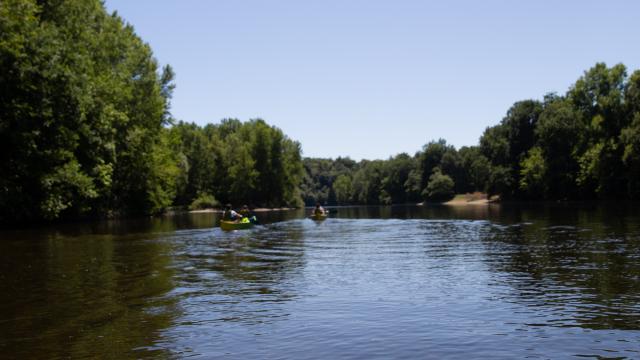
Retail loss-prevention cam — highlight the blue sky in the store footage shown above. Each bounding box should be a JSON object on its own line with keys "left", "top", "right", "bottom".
{"left": 105, "top": 0, "right": 640, "bottom": 160}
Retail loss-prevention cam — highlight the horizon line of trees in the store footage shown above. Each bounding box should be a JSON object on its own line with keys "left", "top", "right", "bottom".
{"left": 303, "top": 63, "right": 640, "bottom": 205}
{"left": 3, "top": 0, "right": 640, "bottom": 226}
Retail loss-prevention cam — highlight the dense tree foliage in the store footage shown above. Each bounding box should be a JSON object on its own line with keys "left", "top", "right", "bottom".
{"left": 423, "top": 169, "right": 455, "bottom": 202}
{"left": 301, "top": 157, "right": 357, "bottom": 205}
{"left": 302, "top": 144, "right": 487, "bottom": 206}
{"left": 478, "top": 63, "right": 640, "bottom": 200}
{"left": 168, "top": 119, "right": 304, "bottom": 209}
{"left": 0, "top": 0, "right": 178, "bottom": 222}
{"left": 0, "top": 0, "right": 303, "bottom": 225}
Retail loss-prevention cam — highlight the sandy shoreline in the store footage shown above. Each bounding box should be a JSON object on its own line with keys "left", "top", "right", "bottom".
{"left": 443, "top": 193, "right": 497, "bottom": 206}
{"left": 444, "top": 198, "right": 491, "bottom": 206}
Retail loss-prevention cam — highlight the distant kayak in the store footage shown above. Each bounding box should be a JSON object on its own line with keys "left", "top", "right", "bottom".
{"left": 220, "top": 219, "right": 254, "bottom": 231}
{"left": 310, "top": 213, "right": 328, "bottom": 221}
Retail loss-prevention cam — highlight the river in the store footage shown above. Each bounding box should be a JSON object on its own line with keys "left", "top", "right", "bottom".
{"left": 1, "top": 204, "right": 639, "bottom": 359}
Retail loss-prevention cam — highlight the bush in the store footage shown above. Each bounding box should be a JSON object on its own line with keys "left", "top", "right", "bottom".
{"left": 189, "top": 193, "right": 220, "bottom": 210}
{"left": 422, "top": 170, "right": 455, "bottom": 202}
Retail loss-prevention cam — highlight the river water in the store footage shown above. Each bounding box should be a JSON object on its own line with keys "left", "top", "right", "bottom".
{"left": 1, "top": 204, "right": 640, "bottom": 359}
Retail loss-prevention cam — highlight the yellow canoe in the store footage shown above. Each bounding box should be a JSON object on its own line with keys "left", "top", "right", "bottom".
{"left": 220, "top": 220, "right": 254, "bottom": 231}
{"left": 310, "top": 213, "right": 328, "bottom": 221}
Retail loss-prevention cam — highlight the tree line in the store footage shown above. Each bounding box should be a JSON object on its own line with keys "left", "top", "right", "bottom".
{"left": 2, "top": 0, "right": 640, "bottom": 225}
{"left": 167, "top": 119, "right": 304, "bottom": 210}
{"left": 301, "top": 142, "right": 489, "bottom": 205}
{"left": 0, "top": 0, "right": 303, "bottom": 225}
{"left": 302, "top": 63, "right": 640, "bottom": 205}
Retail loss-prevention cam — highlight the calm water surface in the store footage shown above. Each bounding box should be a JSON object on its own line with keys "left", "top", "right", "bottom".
{"left": 1, "top": 204, "right": 640, "bottom": 359}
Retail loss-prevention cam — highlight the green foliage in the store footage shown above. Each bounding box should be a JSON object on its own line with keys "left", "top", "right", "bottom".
{"left": 301, "top": 157, "right": 357, "bottom": 205}
{"left": 189, "top": 193, "right": 220, "bottom": 211}
{"left": 40, "top": 160, "right": 98, "bottom": 219}
{"left": 621, "top": 114, "right": 640, "bottom": 166}
{"left": 480, "top": 100, "right": 543, "bottom": 198}
{"left": 145, "top": 131, "right": 181, "bottom": 214}
{"left": 380, "top": 153, "right": 419, "bottom": 204}
{"left": 519, "top": 147, "right": 547, "bottom": 198}
{"left": 458, "top": 146, "right": 490, "bottom": 193}
{"left": 486, "top": 166, "right": 513, "bottom": 198}
{"left": 351, "top": 160, "right": 386, "bottom": 204}
{"left": 301, "top": 145, "right": 488, "bottom": 206}
{"left": 422, "top": 169, "right": 455, "bottom": 202}
{"left": 475, "top": 63, "right": 639, "bottom": 200}
{"left": 621, "top": 71, "right": 640, "bottom": 199}
{"left": 0, "top": 0, "right": 176, "bottom": 223}
{"left": 418, "top": 139, "right": 454, "bottom": 190}
{"left": 169, "top": 119, "right": 304, "bottom": 208}
{"left": 0, "top": 1, "right": 303, "bottom": 224}
{"left": 333, "top": 175, "right": 352, "bottom": 204}
{"left": 480, "top": 125, "right": 510, "bottom": 166}
{"left": 535, "top": 97, "right": 582, "bottom": 198}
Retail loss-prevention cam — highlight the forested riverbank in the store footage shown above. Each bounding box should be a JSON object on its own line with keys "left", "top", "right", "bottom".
{"left": 303, "top": 64, "right": 640, "bottom": 205}
{"left": 0, "top": 0, "right": 304, "bottom": 224}
{"left": 2, "top": 0, "right": 640, "bottom": 225}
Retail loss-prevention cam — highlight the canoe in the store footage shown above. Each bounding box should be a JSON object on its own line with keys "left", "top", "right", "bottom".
{"left": 220, "top": 220, "right": 254, "bottom": 231}
{"left": 310, "top": 213, "right": 328, "bottom": 221}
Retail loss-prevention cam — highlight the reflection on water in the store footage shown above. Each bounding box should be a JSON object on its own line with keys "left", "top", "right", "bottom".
{"left": 483, "top": 215, "right": 640, "bottom": 331}
{"left": 0, "top": 231, "right": 177, "bottom": 359}
{"left": 1, "top": 204, "right": 640, "bottom": 358}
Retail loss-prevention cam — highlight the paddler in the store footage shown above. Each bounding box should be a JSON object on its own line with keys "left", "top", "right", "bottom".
{"left": 222, "top": 204, "right": 242, "bottom": 222}
{"left": 312, "top": 202, "right": 325, "bottom": 216}
{"left": 240, "top": 204, "right": 258, "bottom": 224}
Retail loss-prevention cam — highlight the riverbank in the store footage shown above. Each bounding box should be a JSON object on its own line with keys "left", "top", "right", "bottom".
{"left": 188, "top": 207, "right": 296, "bottom": 214}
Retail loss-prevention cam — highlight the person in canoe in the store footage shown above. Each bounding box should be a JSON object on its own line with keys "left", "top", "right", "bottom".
{"left": 312, "top": 202, "right": 326, "bottom": 216}
{"left": 239, "top": 204, "right": 258, "bottom": 224}
{"left": 222, "top": 204, "right": 243, "bottom": 222}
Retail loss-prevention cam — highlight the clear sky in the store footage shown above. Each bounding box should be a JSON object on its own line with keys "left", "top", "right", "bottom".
{"left": 105, "top": 0, "right": 640, "bottom": 160}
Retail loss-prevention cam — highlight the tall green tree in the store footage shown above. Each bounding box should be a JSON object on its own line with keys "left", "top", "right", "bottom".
{"left": 535, "top": 96, "right": 583, "bottom": 198}
{"left": 0, "top": 0, "right": 176, "bottom": 223}
{"left": 569, "top": 63, "right": 627, "bottom": 198}
{"left": 621, "top": 70, "right": 640, "bottom": 199}
{"left": 480, "top": 100, "right": 543, "bottom": 198}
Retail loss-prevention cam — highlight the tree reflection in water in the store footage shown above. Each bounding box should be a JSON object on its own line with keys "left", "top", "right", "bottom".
{"left": 480, "top": 203, "right": 640, "bottom": 330}
{"left": 0, "top": 229, "right": 177, "bottom": 359}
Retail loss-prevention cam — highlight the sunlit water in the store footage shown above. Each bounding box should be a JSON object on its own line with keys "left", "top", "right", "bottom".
{"left": 1, "top": 204, "right": 640, "bottom": 359}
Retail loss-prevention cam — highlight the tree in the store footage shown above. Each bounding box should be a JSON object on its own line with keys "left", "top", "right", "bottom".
{"left": 519, "top": 147, "right": 547, "bottom": 198}
{"left": 535, "top": 97, "right": 583, "bottom": 198}
{"left": 620, "top": 114, "right": 640, "bottom": 199}
{"left": 486, "top": 166, "right": 513, "bottom": 198}
{"left": 380, "top": 153, "right": 418, "bottom": 204}
{"left": 458, "top": 146, "right": 490, "bottom": 193}
{"left": 422, "top": 169, "right": 455, "bottom": 202}
{"left": 621, "top": 70, "right": 640, "bottom": 198}
{"left": 418, "top": 139, "right": 454, "bottom": 190}
{"left": 480, "top": 100, "right": 543, "bottom": 198}
{"left": 0, "top": 0, "right": 176, "bottom": 222}
{"left": 333, "top": 175, "right": 352, "bottom": 204}
{"left": 569, "top": 63, "right": 628, "bottom": 198}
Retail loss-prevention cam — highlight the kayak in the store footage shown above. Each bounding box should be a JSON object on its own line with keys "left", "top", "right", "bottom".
{"left": 220, "top": 220, "right": 254, "bottom": 231}
{"left": 310, "top": 213, "right": 328, "bottom": 221}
